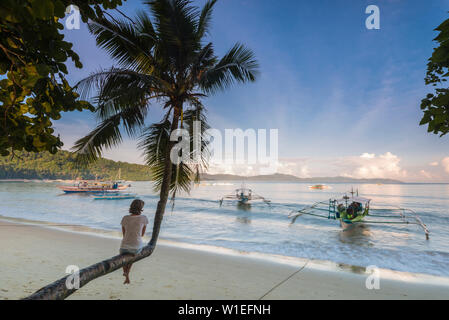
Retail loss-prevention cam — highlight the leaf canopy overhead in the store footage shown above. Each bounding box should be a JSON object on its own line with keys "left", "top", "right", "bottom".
{"left": 0, "top": 0, "right": 126, "bottom": 157}
{"left": 421, "top": 16, "right": 449, "bottom": 136}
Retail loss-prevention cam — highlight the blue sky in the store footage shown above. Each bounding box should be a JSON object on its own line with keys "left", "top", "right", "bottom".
{"left": 56, "top": 0, "right": 449, "bottom": 182}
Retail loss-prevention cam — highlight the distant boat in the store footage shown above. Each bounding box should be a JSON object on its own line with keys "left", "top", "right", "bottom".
{"left": 309, "top": 184, "right": 330, "bottom": 190}
{"left": 58, "top": 180, "right": 130, "bottom": 193}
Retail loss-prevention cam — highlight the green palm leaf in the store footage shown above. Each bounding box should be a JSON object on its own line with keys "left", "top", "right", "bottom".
{"left": 200, "top": 43, "right": 259, "bottom": 93}
{"left": 88, "top": 16, "right": 157, "bottom": 73}
{"left": 72, "top": 105, "right": 147, "bottom": 163}
{"left": 197, "top": 0, "right": 217, "bottom": 39}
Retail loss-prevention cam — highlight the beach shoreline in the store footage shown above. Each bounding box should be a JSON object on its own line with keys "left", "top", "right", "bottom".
{"left": 1, "top": 217, "right": 449, "bottom": 300}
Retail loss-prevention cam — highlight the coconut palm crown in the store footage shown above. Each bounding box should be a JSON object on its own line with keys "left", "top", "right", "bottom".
{"left": 74, "top": 0, "right": 258, "bottom": 197}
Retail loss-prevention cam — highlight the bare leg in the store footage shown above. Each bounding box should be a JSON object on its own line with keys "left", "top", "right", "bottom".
{"left": 126, "top": 263, "right": 133, "bottom": 283}
{"left": 122, "top": 265, "right": 128, "bottom": 277}
{"left": 123, "top": 263, "right": 133, "bottom": 284}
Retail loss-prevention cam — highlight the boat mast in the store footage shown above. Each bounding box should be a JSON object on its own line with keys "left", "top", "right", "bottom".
{"left": 350, "top": 187, "right": 355, "bottom": 198}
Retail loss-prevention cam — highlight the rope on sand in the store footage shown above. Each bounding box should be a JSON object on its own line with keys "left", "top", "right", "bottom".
{"left": 258, "top": 260, "right": 309, "bottom": 300}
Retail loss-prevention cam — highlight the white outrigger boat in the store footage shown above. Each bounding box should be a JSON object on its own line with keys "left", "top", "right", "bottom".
{"left": 289, "top": 189, "right": 430, "bottom": 239}
{"left": 219, "top": 185, "right": 271, "bottom": 207}
{"left": 58, "top": 169, "right": 131, "bottom": 194}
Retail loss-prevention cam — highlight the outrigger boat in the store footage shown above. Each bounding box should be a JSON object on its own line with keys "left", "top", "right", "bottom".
{"left": 219, "top": 185, "right": 271, "bottom": 207}
{"left": 58, "top": 180, "right": 130, "bottom": 193}
{"left": 288, "top": 189, "right": 430, "bottom": 239}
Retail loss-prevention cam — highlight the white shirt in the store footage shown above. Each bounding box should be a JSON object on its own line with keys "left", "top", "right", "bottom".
{"left": 120, "top": 215, "right": 149, "bottom": 250}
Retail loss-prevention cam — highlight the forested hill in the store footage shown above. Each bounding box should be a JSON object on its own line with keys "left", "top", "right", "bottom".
{"left": 0, "top": 150, "right": 151, "bottom": 181}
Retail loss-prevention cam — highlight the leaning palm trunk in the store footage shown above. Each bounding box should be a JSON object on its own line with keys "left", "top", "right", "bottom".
{"left": 147, "top": 109, "right": 180, "bottom": 244}
{"left": 24, "top": 112, "right": 180, "bottom": 300}
{"left": 23, "top": 244, "right": 157, "bottom": 300}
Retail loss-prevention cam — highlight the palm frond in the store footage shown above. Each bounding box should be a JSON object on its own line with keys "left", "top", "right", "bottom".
{"left": 148, "top": 0, "right": 202, "bottom": 71}
{"left": 72, "top": 113, "right": 123, "bottom": 164}
{"left": 75, "top": 67, "right": 169, "bottom": 100}
{"left": 138, "top": 118, "right": 192, "bottom": 194}
{"left": 197, "top": 0, "right": 217, "bottom": 39}
{"left": 75, "top": 68, "right": 172, "bottom": 137}
{"left": 189, "top": 42, "right": 216, "bottom": 83}
{"left": 182, "top": 104, "right": 210, "bottom": 183}
{"left": 73, "top": 105, "right": 147, "bottom": 163}
{"left": 88, "top": 16, "right": 157, "bottom": 73}
{"left": 138, "top": 103, "right": 210, "bottom": 195}
{"left": 135, "top": 9, "right": 157, "bottom": 41}
{"left": 200, "top": 43, "right": 259, "bottom": 93}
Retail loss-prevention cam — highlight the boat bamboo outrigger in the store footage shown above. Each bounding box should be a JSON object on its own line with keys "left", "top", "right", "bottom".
{"left": 92, "top": 193, "right": 137, "bottom": 200}
{"left": 288, "top": 188, "right": 430, "bottom": 240}
{"left": 219, "top": 185, "right": 271, "bottom": 207}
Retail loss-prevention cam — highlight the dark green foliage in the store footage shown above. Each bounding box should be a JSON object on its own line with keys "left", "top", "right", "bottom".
{"left": 0, "top": 150, "right": 150, "bottom": 180}
{"left": 0, "top": 0, "right": 125, "bottom": 156}
{"left": 420, "top": 16, "right": 449, "bottom": 136}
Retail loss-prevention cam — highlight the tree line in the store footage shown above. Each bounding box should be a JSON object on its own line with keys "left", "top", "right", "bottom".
{"left": 0, "top": 150, "right": 150, "bottom": 180}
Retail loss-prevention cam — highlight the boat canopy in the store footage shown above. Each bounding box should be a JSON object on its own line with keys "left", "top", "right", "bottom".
{"left": 235, "top": 188, "right": 252, "bottom": 193}
{"left": 336, "top": 196, "right": 371, "bottom": 205}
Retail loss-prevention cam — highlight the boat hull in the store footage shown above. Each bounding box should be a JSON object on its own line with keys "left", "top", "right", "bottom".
{"left": 93, "top": 195, "right": 136, "bottom": 200}
{"left": 59, "top": 185, "right": 129, "bottom": 193}
{"left": 340, "top": 219, "right": 356, "bottom": 230}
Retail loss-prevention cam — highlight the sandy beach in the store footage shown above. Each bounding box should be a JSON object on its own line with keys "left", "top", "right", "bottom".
{"left": 1, "top": 218, "right": 448, "bottom": 300}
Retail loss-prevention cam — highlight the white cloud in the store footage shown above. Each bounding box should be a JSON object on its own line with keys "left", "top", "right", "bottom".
{"left": 360, "top": 153, "right": 375, "bottom": 159}
{"left": 207, "top": 158, "right": 311, "bottom": 177}
{"left": 204, "top": 153, "right": 449, "bottom": 182}
{"left": 441, "top": 157, "right": 449, "bottom": 173}
{"left": 337, "top": 152, "right": 407, "bottom": 179}
{"left": 206, "top": 152, "right": 408, "bottom": 180}
{"left": 299, "top": 165, "right": 310, "bottom": 178}
{"left": 276, "top": 159, "right": 310, "bottom": 177}
{"left": 420, "top": 170, "right": 432, "bottom": 179}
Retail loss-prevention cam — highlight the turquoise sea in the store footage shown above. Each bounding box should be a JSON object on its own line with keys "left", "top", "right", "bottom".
{"left": 1, "top": 181, "right": 448, "bottom": 277}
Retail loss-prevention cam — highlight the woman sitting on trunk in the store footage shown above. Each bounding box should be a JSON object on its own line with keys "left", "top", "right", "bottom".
{"left": 119, "top": 199, "right": 149, "bottom": 284}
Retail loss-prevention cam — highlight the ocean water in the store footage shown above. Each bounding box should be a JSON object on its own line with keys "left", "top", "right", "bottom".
{"left": 1, "top": 181, "right": 449, "bottom": 277}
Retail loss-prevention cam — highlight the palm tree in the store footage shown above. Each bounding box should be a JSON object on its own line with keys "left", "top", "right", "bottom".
{"left": 25, "top": 0, "right": 258, "bottom": 299}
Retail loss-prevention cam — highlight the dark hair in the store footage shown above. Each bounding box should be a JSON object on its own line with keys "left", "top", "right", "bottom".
{"left": 129, "top": 199, "right": 145, "bottom": 215}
